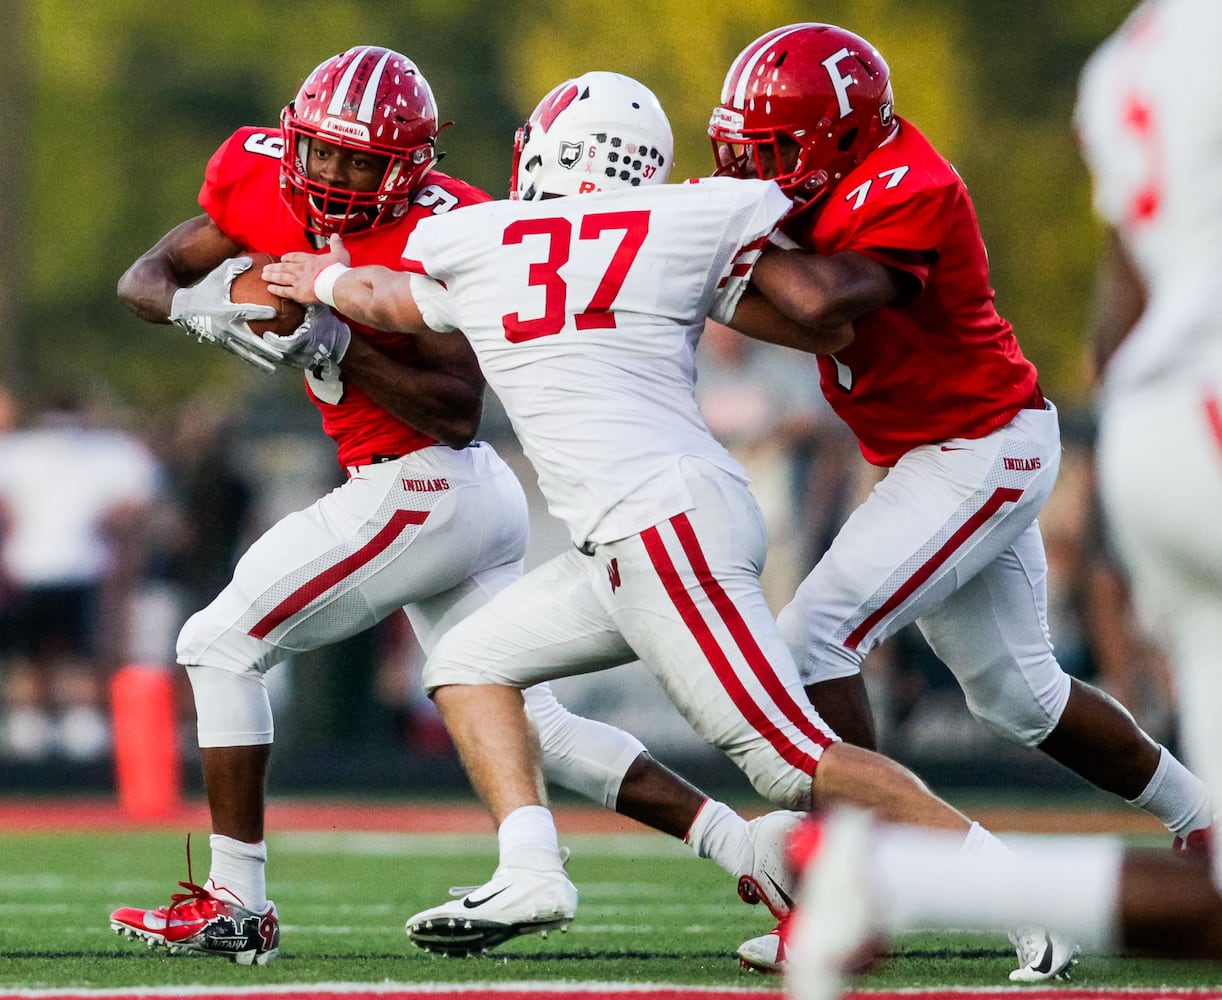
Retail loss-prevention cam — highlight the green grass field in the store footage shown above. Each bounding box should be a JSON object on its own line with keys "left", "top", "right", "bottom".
{"left": 2, "top": 823, "right": 1221, "bottom": 994}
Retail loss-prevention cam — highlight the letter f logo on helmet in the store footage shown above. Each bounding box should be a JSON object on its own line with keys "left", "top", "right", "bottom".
{"left": 709, "top": 23, "right": 897, "bottom": 204}
{"left": 821, "top": 47, "right": 859, "bottom": 118}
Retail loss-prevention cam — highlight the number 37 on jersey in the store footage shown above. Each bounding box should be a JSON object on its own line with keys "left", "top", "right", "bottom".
{"left": 500, "top": 209, "right": 650, "bottom": 343}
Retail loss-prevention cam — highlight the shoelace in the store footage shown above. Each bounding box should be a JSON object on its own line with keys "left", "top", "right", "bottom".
{"left": 166, "top": 880, "right": 216, "bottom": 918}
{"left": 163, "top": 833, "right": 220, "bottom": 918}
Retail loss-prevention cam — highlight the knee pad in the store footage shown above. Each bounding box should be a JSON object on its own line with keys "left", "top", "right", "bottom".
{"left": 778, "top": 600, "right": 863, "bottom": 686}
{"left": 525, "top": 685, "right": 645, "bottom": 809}
{"left": 961, "top": 658, "right": 1072, "bottom": 747}
{"left": 739, "top": 755, "right": 814, "bottom": 811}
{"left": 177, "top": 606, "right": 281, "bottom": 676}
{"left": 186, "top": 663, "right": 274, "bottom": 748}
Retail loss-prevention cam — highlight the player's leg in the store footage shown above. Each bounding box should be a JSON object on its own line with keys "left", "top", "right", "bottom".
{"left": 781, "top": 401, "right": 1205, "bottom": 840}
{"left": 407, "top": 547, "right": 634, "bottom": 953}
{"left": 786, "top": 806, "right": 1222, "bottom": 1000}
{"left": 610, "top": 459, "right": 1071, "bottom": 976}
{"left": 110, "top": 445, "right": 518, "bottom": 962}
{"left": 779, "top": 404, "right": 1062, "bottom": 748}
{"left": 1099, "top": 384, "right": 1222, "bottom": 870}
{"left": 522, "top": 679, "right": 805, "bottom": 922}
{"left": 918, "top": 522, "right": 1210, "bottom": 841}
{"left": 406, "top": 501, "right": 805, "bottom": 932}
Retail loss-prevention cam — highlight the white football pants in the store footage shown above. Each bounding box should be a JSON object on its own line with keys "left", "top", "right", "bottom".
{"left": 178, "top": 441, "right": 645, "bottom": 808}
{"left": 780, "top": 402, "right": 1071, "bottom": 746}
{"left": 425, "top": 457, "right": 836, "bottom": 809}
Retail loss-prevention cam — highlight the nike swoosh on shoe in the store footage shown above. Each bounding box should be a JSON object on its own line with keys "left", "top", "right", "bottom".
{"left": 462, "top": 885, "right": 511, "bottom": 909}
{"left": 765, "top": 872, "right": 795, "bottom": 911}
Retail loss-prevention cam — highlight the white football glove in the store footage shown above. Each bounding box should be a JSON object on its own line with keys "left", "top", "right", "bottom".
{"left": 168, "top": 257, "right": 285, "bottom": 374}
{"left": 263, "top": 304, "right": 352, "bottom": 370}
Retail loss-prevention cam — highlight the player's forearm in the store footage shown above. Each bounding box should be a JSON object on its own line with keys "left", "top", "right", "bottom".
{"left": 729, "top": 288, "right": 855, "bottom": 355}
{"left": 327, "top": 266, "right": 429, "bottom": 335}
{"left": 119, "top": 214, "right": 243, "bottom": 324}
{"left": 340, "top": 336, "right": 484, "bottom": 448}
{"left": 752, "top": 246, "right": 895, "bottom": 332}
{"left": 117, "top": 255, "right": 180, "bottom": 324}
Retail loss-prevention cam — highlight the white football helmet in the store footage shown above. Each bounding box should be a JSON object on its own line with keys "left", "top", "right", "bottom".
{"left": 511, "top": 71, "right": 673, "bottom": 200}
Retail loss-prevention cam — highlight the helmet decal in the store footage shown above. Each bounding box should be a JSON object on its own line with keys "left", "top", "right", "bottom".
{"left": 536, "top": 82, "right": 582, "bottom": 132}
{"left": 710, "top": 23, "right": 897, "bottom": 204}
{"left": 558, "top": 141, "right": 584, "bottom": 169}
{"left": 512, "top": 72, "right": 673, "bottom": 200}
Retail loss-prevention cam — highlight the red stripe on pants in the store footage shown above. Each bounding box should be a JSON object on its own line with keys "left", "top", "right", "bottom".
{"left": 250, "top": 508, "right": 430, "bottom": 639}
{"left": 641, "top": 516, "right": 824, "bottom": 774}
{"left": 845, "top": 487, "right": 1023, "bottom": 649}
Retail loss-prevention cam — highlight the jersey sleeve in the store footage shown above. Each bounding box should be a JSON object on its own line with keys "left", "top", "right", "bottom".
{"left": 198, "top": 127, "right": 285, "bottom": 245}
{"left": 708, "top": 180, "right": 793, "bottom": 324}
{"left": 400, "top": 227, "right": 458, "bottom": 334}
{"left": 407, "top": 273, "right": 457, "bottom": 333}
{"left": 842, "top": 179, "right": 955, "bottom": 291}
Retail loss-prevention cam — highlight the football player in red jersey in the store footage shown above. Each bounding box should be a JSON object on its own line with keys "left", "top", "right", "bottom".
{"left": 107, "top": 45, "right": 805, "bottom": 965}
{"left": 710, "top": 22, "right": 1211, "bottom": 976}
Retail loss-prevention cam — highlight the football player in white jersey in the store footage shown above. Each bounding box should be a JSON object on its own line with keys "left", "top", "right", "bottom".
{"left": 775, "top": 5, "right": 1222, "bottom": 998}
{"left": 265, "top": 71, "right": 1069, "bottom": 966}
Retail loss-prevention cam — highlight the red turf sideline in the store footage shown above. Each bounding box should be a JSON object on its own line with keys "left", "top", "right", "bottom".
{"left": 0, "top": 797, "right": 1165, "bottom": 836}
{"left": 0, "top": 798, "right": 654, "bottom": 834}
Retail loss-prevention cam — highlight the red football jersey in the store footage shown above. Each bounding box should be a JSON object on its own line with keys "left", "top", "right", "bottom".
{"left": 199, "top": 126, "right": 491, "bottom": 469}
{"left": 785, "top": 119, "right": 1040, "bottom": 466}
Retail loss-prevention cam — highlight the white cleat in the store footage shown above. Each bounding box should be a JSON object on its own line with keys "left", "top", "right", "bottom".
{"left": 737, "top": 922, "right": 787, "bottom": 973}
{"left": 737, "top": 809, "right": 806, "bottom": 918}
{"left": 1008, "top": 926, "right": 1080, "bottom": 982}
{"left": 405, "top": 865, "right": 578, "bottom": 956}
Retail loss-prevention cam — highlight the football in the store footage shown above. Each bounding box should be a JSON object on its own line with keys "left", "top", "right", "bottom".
{"left": 229, "top": 251, "right": 306, "bottom": 337}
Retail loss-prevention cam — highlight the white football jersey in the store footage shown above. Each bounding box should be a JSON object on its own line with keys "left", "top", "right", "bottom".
{"left": 405, "top": 177, "right": 792, "bottom": 546}
{"left": 1075, "top": 0, "right": 1222, "bottom": 392}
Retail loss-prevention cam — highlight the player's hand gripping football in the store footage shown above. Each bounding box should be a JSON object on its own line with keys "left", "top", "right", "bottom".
{"left": 263, "top": 233, "right": 349, "bottom": 306}
{"left": 261, "top": 235, "right": 353, "bottom": 369}
{"left": 168, "top": 256, "right": 286, "bottom": 373}
{"left": 263, "top": 305, "right": 352, "bottom": 370}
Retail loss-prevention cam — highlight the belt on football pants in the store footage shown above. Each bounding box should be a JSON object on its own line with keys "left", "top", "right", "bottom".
{"left": 345, "top": 453, "right": 403, "bottom": 477}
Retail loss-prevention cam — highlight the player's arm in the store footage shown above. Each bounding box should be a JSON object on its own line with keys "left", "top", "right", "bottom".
{"left": 1087, "top": 227, "right": 1147, "bottom": 385}
{"left": 727, "top": 287, "right": 855, "bottom": 355}
{"left": 117, "top": 214, "right": 242, "bottom": 322}
{"left": 335, "top": 330, "right": 484, "bottom": 448}
{"left": 265, "top": 245, "right": 430, "bottom": 335}
{"left": 749, "top": 244, "right": 901, "bottom": 336}
{"left": 118, "top": 213, "right": 282, "bottom": 371}
{"left": 265, "top": 242, "right": 481, "bottom": 446}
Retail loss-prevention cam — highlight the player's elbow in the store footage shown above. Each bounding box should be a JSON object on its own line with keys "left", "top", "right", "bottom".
{"left": 812, "top": 322, "right": 856, "bottom": 354}
{"left": 116, "top": 271, "right": 137, "bottom": 314}
{"left": 437, "top": 395, "right": 484, "bottom": 448}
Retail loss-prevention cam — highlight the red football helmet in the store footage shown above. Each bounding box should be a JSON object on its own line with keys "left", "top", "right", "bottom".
{"left": 709, "top": 23, "right": 896, "bottom": 204}
{"left": 280, "top": 46, "right": 440, "bottom": 235}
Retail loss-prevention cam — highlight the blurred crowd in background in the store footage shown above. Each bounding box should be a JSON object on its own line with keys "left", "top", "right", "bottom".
{"left": 0, "top": 325, "right": 1178, "bottom": 795}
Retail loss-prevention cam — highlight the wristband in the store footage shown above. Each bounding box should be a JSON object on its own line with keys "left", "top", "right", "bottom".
{"left": 313, "top": 263, "right": 350, "bottom": 309}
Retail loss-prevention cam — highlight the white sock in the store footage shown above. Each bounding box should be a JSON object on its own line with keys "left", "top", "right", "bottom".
{"left": 1127, "top": 745, "right": 1212, "bottom": 836}
{"left": 873, "top": 823, "right": 1122, "bottom": 952}
{"left": 207, "top": 834, "right": 268, "bottom": 910}
{"left": 685, "top": 799, "right": 753, "bottom": 877}
{"left": 498, "top": 804, "right": 564, "bottom": 872}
